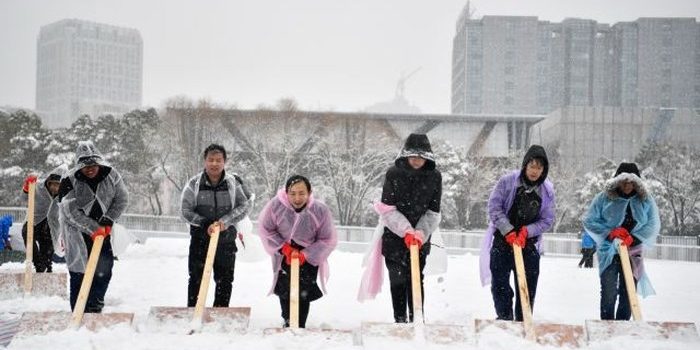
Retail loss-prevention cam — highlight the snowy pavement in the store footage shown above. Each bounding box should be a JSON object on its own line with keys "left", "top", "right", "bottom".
{"left": 1, "top": 237, "right": 699, "bottom": 349}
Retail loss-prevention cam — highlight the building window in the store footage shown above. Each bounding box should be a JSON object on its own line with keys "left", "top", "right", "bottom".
{"left": 505, "top": 66, "right": 515, "bottom": 75}
{"left": 662, "top": 37, "right": 672, "bottom": 47}
{"left": 505, "top": 96, "right": 514, "bottom": 105}
{"left": 505, "top": 81, "right": 515, "bottom": 90}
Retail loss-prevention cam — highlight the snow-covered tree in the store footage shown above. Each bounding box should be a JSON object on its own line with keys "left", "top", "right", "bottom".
{"left": 558, "top": 158, "right": 617, "bottom": 233}
{"left": 636, "top": 143, "right": 700, "bottom": 235}
{"left": 436, "top": 142, "right": 496, "bottom": 229}
{"left": 222, "top": 99, "right": 319, "bottom": 202}
{"left": 312, "top": 139, "right": 392, "bottom": 226}
{"left": 0, "top": 110, "right": 52, "bottom": 205}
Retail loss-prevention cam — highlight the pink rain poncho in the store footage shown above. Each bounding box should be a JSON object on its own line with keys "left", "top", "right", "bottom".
{"left": 257, "top": 189, "right": 338, "bottom": 294}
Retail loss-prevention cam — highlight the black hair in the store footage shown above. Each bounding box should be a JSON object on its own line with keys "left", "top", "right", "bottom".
{"left": 285, "top": 174, "right": 311, "bottom": 193}
{"left": 203, "top": 143, "right": 227, "bottom": 160}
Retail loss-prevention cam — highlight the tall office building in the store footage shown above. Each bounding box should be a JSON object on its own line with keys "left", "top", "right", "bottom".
{"left": 36, "top": 19, "right": 143, "bottom": 128}
{"left": 451, "top": 12, "right": 700, "bottom": 115}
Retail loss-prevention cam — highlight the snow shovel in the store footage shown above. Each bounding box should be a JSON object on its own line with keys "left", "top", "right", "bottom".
{"left": 147, "top": 224, "right": 250, "bottom": 334}
{"left": 263, "top": 251, "right": 354, "bottom": 341}
{"left": 360, "top": 241, "right": 474, "bottom": 346}
{"left": 15, "top": 233, "right": 134, "bottom": 336}
{"left": 585, "top": 242, "right": 699, "bottom": 342}
{"left": 476, "top": 244, "right": 585, "bottom": 347}
{"left": 0, "top": 181, "right": 66, "bottom": 299}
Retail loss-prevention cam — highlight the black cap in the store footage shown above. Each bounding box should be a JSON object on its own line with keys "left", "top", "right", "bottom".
{"left": 614, "top": 162, "right": 641, "bottom": 178}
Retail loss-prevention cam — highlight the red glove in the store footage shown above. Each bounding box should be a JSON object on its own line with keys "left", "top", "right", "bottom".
{"left": 403, "top": 231, "right": 423, "bottom": 248}
{"left": 90, "top": 226, "right": 111, "bottom": 241}
{"left": 281, "top": 243, "right": 305, "bottom": 265}
{"left": 22, "top": 175, "right": 38, "bottom": 193}
{"left": 293, "top": 250, "right": 306, "bottom": 266}
{"left": 505, "top": 227, "right": 528, "bottom": 247}
{"left": 608, "top": 227, "right": 633, "bottom": 246}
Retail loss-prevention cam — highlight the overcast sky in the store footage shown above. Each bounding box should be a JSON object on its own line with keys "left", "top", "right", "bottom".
{"left": 1, "top": 0, "right": 698, "bottom": 114}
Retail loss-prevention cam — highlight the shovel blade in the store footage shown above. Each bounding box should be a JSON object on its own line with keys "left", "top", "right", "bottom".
{"left": 16, "top": 311, "right": 133, "bottom": 336}
{"left": 0, "top": 272, "right": 67, "bottom": 299}
{"left": 262, "top": 327, "right": 356, "bottom": 344}
{"left": 147, "top": 306, "right": 250, "bottom": 333}
{"left": 0, "top": 314, "right": 21, "bottom": 347}
{"left": 360, "top": 321, "right": 474, "bottom": 345}
{"left": 476, "top": 319, "right": 585, "bottom": 347}
{"left": 585, "top": 320, "right": 699, "bottom": 342}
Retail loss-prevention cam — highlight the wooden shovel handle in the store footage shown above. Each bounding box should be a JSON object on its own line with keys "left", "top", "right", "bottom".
{"left": 513, "top": 244, "right": 535, "bottom": 340}
{"left": 70, "top": 234, "right": 105, "bottom": 328}
{"left": 290, "top": 250, "right": 300, "bottom": 328}
{"left": 409, "top": 242, "right": 424, "bottom": 323}
{"left": 192, "top": 224, "right": 221, "bottom": 326}
{"left": 23, "top": 182, "right": 36, "bottom": 294}
{"left": 618, "top": 243, "right": 643, "bottom": 320}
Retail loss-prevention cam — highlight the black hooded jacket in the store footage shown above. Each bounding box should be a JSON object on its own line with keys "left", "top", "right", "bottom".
{"left": 380, "top": 134, "right": 442, "bottom": 262}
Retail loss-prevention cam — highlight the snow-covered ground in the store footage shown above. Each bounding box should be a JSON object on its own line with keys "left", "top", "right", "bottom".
{"left": 1, "top": 237, "right": 699, "bottom": 349}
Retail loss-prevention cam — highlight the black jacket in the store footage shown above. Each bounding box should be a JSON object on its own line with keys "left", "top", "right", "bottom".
{"left": 380, "top": 134, "right": 442, "bottom": 263}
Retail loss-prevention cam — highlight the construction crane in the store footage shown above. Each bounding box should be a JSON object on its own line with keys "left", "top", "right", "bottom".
{"left": 395, "top": 67, "right": 422, "bottom": 99}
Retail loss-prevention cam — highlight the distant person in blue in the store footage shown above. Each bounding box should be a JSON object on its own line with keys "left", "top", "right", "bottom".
{"left": 578, "top": 230, "right": 596, "bottom": 268}
{"left": 583, "top": 162, "right": 660, "bottom": 320}
{"left": 0, "top": 215, "right": 12, "bottom": 251}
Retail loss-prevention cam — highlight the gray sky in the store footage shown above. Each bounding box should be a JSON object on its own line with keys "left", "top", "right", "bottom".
{"left": 1, "top": 0, "right": 698, "bottom": 114}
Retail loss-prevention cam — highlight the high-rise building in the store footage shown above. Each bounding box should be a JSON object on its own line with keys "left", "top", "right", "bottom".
{"left": 36, "top": 19, "right": 143, "bottom": 128}
{"left": 451, "top": 13, "right": 700, "bottom": 115}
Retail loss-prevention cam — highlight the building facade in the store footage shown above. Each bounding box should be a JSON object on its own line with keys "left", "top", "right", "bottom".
{"left": 36, "top": 19, "right": 143, "bottom": 128}
{"left": 530, "top": 107, "right": 700, "bottom": 173}
{"left": 451, "top": 13, "right": 700, "bottom": 115}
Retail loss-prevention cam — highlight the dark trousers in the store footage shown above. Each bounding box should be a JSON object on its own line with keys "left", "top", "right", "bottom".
{"left": 279, "top": 297, "right": 311, "bottom": 328}
{"left": 385, "top": 256, "right": 426, "bottom": 323}
{"left": 600, "top": 254, "right": 634, "bottom": 320}
{"left": 22, "top": 221, "right": 54, "bottom": 273}
{"left": 490, "top": 238, "right": 540, "bottom": 321}
{"left": 69, "top": 234, "right": 114, "bottom": 313}
{"left": 187, "top": 236, "right": 236, "bottom": 307}
{"left": 579, "top": 248, "right": 596, "bottom": 268}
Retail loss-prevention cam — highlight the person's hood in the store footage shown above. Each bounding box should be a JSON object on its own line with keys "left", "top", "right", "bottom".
{"left": 520, "top": 145, "right": 549, "bottom": 186}
{"left": 44, "top": 164, "right": 68, "bottom": 183}
{"left": 395, "top": 133, "right": 436, "bottom": 170}
{"left": 74, "top": 140, "right": 107, "bottom": 169}
{"left": 605, "top": 162, "right": 648, "bottom": 200}
{"left": 275, "top": 188, "right": 315, "bottom": 211}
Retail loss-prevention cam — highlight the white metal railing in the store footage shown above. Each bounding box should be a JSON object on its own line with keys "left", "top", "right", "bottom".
{"left": 1, "top": 207, "right": 698, "bottom": 262}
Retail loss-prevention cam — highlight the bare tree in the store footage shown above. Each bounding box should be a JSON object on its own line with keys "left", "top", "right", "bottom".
{"left": 220, "top": 98, "right": 322, "bottom": 201}
{"left": 313, "top": 141, "right": 392, "bottom": 225}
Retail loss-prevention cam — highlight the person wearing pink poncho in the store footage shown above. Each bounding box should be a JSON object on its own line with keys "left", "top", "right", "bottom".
{"left": 257, "top": 175, "right": 338, "bottom": 328}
